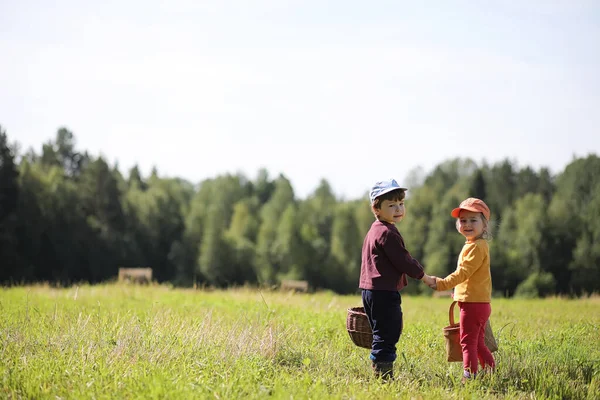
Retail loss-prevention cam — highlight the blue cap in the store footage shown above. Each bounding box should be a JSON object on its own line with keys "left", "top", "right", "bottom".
{"left": 369, "top": 179, "right": 407, "bottom": 204}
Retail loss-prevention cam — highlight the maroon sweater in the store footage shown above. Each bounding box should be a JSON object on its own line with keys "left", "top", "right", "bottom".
{"left": 359, "top": 220, "right": 425, "bottom": 291}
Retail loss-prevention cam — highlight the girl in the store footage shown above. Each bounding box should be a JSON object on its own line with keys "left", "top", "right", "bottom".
{"left": 431, "top": 197, "right": 495, "bottom": 381}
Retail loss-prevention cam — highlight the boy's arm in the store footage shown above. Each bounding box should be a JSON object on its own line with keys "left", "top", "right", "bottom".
{"left": 381, "top": 230, "right": 425, "bottom": 280}
{"left": 436, "top": 243, "right": 484, "bottom": 291}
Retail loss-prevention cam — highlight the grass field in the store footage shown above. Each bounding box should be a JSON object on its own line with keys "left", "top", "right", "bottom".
{"left": 1, "top": 284, "right": 599, "bottom": 399}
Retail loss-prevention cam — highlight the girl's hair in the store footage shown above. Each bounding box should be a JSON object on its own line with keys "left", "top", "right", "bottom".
{"left": 455, "top": 213, "right": 493, "bottom": 240}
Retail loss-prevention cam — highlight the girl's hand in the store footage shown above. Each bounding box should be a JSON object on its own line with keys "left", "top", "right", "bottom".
{"left": 429, "top": 277, "right": 437, "bottom": 290}
{"left": 422, "top": 274, "right": 436, "bottom": 288}
{"left": 423, "top": 275, "right": 438, "bottom": 289}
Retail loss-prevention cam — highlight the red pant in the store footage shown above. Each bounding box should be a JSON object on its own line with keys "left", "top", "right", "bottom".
{"left": 459, "top": 302, "right": 495, "bottom": 374}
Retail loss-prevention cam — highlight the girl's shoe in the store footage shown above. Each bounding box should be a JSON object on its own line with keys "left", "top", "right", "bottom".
{"left": 461, "top": 370, "right": 476, "bottom": 384}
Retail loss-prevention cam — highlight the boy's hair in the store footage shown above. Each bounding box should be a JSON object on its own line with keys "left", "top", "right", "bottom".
{"left": 372, "top": 189, "right": 406, "bottom": 210}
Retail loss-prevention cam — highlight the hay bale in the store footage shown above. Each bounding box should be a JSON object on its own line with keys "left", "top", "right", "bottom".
{"left": 118, "top": 268, "right": 152, "bottom": 284}
{"left": 281, "top": 279, "right": 309, "bottom": 293}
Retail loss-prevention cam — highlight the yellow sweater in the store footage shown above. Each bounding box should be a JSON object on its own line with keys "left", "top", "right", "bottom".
{"left": 436, "top": 239, "right": 492, "bottom": 302}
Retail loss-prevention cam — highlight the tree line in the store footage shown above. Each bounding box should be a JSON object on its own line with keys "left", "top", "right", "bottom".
{"left": 1, "top": 125, "right": 599, "bottom": 296}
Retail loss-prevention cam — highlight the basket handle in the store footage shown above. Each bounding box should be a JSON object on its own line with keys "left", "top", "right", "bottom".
{"left": 448, "top": 301, "right": 458, "bottom": 325}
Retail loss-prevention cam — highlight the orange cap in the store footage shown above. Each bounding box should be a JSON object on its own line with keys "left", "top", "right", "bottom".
{"left": 451, "top": 198, "right": 491, "bottom": 221}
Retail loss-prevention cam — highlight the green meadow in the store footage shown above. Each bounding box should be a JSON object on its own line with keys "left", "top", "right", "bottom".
{"left": 1, "top": 284, "right": 598, "bottom": 399}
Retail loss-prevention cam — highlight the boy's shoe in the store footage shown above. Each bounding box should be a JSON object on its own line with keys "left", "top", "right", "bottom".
{"left": 372, "top": 361, "right": 394, "bottom": 380}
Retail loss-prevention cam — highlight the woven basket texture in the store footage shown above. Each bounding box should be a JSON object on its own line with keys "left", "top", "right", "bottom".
{"left": 443, "top": 301, "right": 498, "bottom": 362}
{"left": 346, "top": 307, "right": 373, "bottom": 349}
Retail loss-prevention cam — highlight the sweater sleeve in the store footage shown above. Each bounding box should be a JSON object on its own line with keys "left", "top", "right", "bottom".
{"left": 381, "top": 230, "right": 425, "bottom": 280}
{"left": 436, "top": 242, "right": 484, "bottom": 291}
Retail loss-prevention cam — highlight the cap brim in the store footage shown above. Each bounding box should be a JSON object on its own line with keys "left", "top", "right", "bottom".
{"left": 371, "top": 186, "right": 408, "bottom": 203}
{"left": 378, "top": 186, "right": 408, "bottom": 197}
{"left": 451, "top": 206, "right": 480, "bottom": 218}
{"left": 451, "top": 206, "right": 488, "bottom": 219}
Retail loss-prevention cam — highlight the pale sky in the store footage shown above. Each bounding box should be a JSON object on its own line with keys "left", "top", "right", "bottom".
{"left": 2, "top": 0, "right": 599, "bottom": 199}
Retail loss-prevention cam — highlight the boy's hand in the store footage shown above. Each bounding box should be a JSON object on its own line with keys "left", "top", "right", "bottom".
{"left": 428, "top": 276, "right": 438, "bottom": 290}
{"left": 421, "top": 274, "right": 436, "bottom": 288}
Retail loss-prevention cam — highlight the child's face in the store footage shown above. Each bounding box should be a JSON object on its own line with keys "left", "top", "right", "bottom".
{"left": 375, "top": 199, "right": 405, "bottom": 224}
{"left": 457, "top": 210, "right": 485, "bottom": 241}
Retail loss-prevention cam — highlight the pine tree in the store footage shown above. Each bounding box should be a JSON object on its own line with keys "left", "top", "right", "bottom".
{"left": 0, "top": 126, "right": 21, "bottom": 282}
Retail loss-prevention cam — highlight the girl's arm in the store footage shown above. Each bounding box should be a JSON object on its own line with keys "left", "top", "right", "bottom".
{"left": 436, "top": 243, "right": 485, "bottom": 291}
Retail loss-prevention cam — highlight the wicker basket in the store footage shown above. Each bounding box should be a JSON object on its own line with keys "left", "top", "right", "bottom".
{"left": 443, "top": 301, "right": 499, "bottom": 362}
{"left": 346, "top": 307, "right": 373, "bottom": 349}
{"left": 442, "top": 302, "right": 463, "bottom": 362}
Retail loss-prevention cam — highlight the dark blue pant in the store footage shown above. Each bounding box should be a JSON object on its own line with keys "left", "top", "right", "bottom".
{"left": 362, "top": 289, "right": 403, "bottom": 362}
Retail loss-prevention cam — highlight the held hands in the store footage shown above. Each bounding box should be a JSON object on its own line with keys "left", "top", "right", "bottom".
{"left": 421, "top": 274, "right": 438, "bottom": 290}
{"left": 429, "top": 276, "right": 437, "bottom": 290}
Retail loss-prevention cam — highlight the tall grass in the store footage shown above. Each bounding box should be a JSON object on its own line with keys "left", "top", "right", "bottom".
{"left": 1, "top": 284, "right": 598, "bottom": 399}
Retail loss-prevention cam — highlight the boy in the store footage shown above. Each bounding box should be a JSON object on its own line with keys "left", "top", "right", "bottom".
{"left": 359, "top": 179, "right": 435, "bottom": 379}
